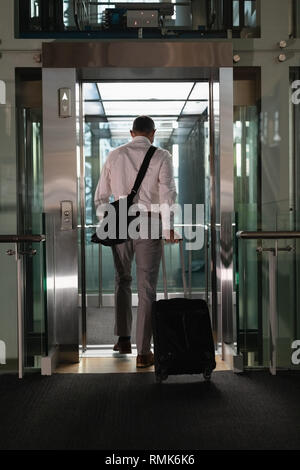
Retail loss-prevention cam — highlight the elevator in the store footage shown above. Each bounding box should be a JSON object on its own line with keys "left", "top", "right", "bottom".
{"left": 18, "top": 41, "right": 236, "bottom": 374}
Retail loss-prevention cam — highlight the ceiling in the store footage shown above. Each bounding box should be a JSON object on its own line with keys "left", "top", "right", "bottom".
{"left": 83, "top": 81, "right": 218, "bottom": 144}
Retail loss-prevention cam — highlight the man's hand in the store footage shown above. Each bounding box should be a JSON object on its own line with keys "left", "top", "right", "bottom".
{"left": 163, "top": 229, "right": 181, "bottom": 243}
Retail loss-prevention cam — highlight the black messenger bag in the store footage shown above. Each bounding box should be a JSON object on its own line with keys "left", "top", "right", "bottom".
{"left": 91, "top": 145, "right": 157, "bottom": 246}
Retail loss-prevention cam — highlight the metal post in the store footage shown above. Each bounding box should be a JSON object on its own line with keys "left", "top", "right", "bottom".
{"left": 98, "top": 243, "right": 103, "bottom": 307}
{"left": 188, "top": 243, "right": 192, "bottom": 298}
{"left": 204, "top": 226, "right": 209, "bottom": 305}
{"left": 79, "top": 81, "right": 87, "bottom": 352}
{"left": 179, "top": 239, "right": 188, "bottom": 299}
{"left": 187, "top": 226, "right": 192, "bottom": 298}
{"left": 161, "top": 239, "right": 168, "bottom": 300}
{"left": 208, "top": 74, "right": 218, "bottom": 341}
{"left": 268, "top": 248, "right": 277, "bottom": 375}
{"left": 220, "top": 67, "right": 234, "bottom": 350}
{"left": 16, "top": 243, "right": 24, "bottom": 379}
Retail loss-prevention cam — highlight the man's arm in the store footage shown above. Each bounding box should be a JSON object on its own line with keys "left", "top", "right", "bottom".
{"left": 158, "top": 152, "right": 179, "bottom": 243}
{"left": 94, "top": 159, "right": 112, "bottom": 219}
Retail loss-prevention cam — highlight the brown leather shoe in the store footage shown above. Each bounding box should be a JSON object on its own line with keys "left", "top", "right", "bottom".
{"left": 113, "top": 340, "right": 132, "bottom": 354}
{"left": 136, "top": 352, "right": 154, "bottom": 368}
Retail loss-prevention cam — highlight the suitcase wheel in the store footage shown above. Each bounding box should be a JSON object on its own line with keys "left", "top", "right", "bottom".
{"left": 203, "top": 368, "right": 212, "bottom": 381}
{"left": 155, "top": 371, "right": 168, "bottom": 383}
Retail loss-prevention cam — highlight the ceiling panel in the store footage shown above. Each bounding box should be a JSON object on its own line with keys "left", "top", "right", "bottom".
{"left": 84, "top": 81, "right": 213, "bottom": 143}
{"left": 97, "top": 82, "right": 194, "bottom": 101}
{"left": 102, "top": 100, "right": 184, "bottom": 116}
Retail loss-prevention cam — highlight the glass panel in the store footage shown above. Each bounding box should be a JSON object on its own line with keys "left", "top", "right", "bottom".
{"left": 63, "top": 0, "right": 76, "bottom": 29}
{"left": 0, "top": 242, "right": 18, "bottom": 372}
{"left": 237, "top": 211, "right": 300, "bottom": 370}
{"left": 237, "top": 67, "right": 300, "bottom": 371}
{"left": 18, "top": 108, "right": 46, "bottom": 369}
{"left": 234, "top": 87, "right": 260, "bottom": 366}
{"left": 19, "top": 0, "right": 260, "bottom": 37}
{"left": 233, "top": 0, "right": 240, "bottom": 27}
{"left": 0, "top": 105, "right": 18, "bottom": 373}
{"left": 275, "top": 212, "right": 297, "bottom": 369}
{"left": 244, "top": 1, "right": 257, "bottom": 28}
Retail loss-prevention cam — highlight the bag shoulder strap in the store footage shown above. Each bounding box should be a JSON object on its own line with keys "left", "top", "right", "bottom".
{"left": 130, "top": 145, "right": 157, "bottom": 197}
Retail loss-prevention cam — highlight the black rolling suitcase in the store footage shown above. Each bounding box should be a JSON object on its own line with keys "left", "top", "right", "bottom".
{"left": 152, "top": 239, "right": 216, "bottom": 383}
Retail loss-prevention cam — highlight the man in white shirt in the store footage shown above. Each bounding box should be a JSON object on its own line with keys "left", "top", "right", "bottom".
{"left": 94, "top": 116, "right": 177, "bottom": 368}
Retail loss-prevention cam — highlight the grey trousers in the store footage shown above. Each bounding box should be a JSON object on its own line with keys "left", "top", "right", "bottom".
{"left": 111, "top": 237, "right": 162, "bottom": 355}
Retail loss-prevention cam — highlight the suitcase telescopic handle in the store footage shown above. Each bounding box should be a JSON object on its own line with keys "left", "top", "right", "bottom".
{"left": 161, "top": 238, "right": 188, "bottom": 300}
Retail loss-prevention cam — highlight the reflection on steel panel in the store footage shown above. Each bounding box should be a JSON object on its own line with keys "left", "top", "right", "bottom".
{"left": 220, "top": 68, "right": 234, "bottom": 347}
{"left": 42, "top": 42, "right": 233, "bottom": 68}
{"left": 43, "top": 68, "right": 79, "bottom": 363}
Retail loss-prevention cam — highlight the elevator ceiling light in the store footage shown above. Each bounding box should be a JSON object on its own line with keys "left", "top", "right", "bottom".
{"left": 102, "top": 100, "right": 185, "bottom": 116}
{"left": 97, "top": 82, "right": 194, "bottom": 101}
{"left": 106, "top": 116, "right": 178, "bottom": 140}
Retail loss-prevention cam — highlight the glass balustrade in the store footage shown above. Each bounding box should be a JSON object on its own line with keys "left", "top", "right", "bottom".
{"left": 0, "top": 103, "right": 18, "bottom": 373}
{"left": 17, "top": 0, "right": 260, "bottom": 38}
{"left": 0, "top": 101, "right": 47, "bottom": 375}
{"left": 237, "top": 211, "right": 300, "bottom": 371}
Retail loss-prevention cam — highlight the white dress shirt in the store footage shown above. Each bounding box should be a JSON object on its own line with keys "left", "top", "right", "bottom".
{"left": 94, "top": 136, "right": 177, "bottom": 230}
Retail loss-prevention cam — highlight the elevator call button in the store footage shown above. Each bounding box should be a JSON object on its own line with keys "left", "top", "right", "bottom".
{"left": 60, "top": 200, "right": 73, "bottom": 231}
{"left": 58, "top": 88, "right": 72, "bottom": 118}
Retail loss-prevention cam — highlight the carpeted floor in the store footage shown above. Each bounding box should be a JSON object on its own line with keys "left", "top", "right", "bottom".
{"left": 0, "top": 370, "right": 300, "bottom": 450}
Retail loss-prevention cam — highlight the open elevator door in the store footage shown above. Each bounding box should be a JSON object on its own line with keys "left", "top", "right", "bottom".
{"left": 41, "top": 42, "right": 235, "bottom": 372}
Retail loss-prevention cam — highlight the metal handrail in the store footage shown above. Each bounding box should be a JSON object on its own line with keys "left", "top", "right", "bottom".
{"left": 0, "top": 234, "right": 45, "bottom": 243}
{"left": 236, "top": 231, "right": 300, "bottom": 239}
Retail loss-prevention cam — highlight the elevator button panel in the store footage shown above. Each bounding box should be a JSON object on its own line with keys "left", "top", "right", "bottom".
{"left": 58, "top": 88, "right": 71, "bottom": 118}
{"left": 60, "top": 200, "right": 73, "bottom": 231}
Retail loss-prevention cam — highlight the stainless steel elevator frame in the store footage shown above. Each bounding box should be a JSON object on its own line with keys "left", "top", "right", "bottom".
{"left": 42, "top": 41, "right": 234, "bottom": 366}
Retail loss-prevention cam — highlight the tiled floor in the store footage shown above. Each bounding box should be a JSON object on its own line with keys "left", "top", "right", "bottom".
{"left": 55, "top": 354, "right": 229, "bottom": 374}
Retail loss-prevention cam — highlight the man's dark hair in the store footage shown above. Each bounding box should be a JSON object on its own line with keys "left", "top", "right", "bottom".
{"left": 132, "top": 115, "right": 155, "bottom": 133}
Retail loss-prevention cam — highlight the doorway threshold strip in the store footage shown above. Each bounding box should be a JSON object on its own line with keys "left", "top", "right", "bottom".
{"left": 79, "top": 345, "right": 221, "bottom": 359}
{"left": 80, "top": 345, "right": 138, "bottom": 358}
